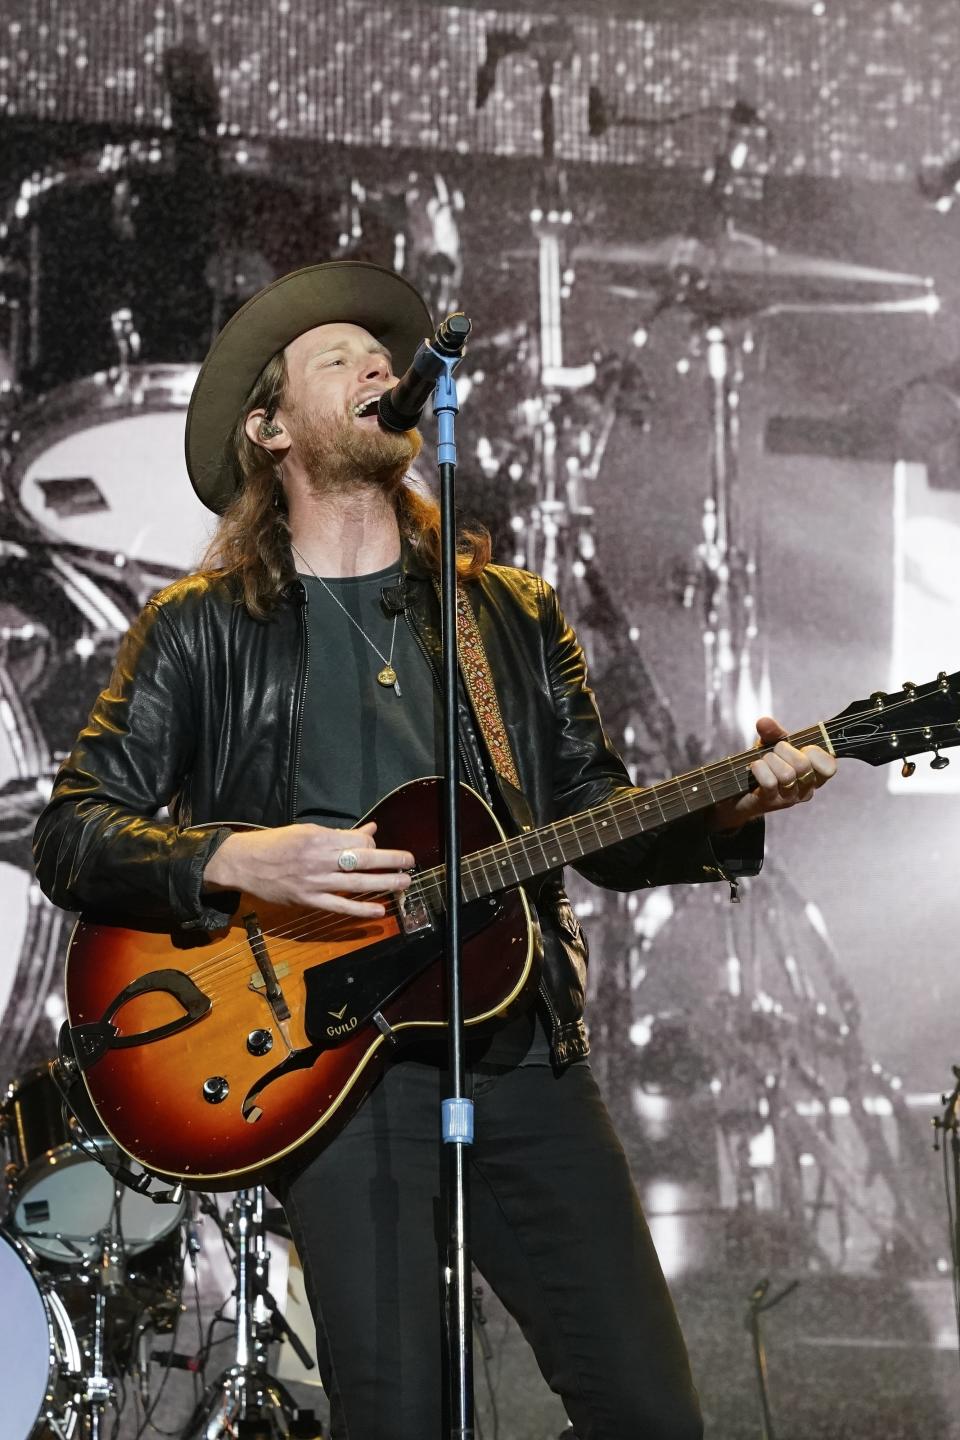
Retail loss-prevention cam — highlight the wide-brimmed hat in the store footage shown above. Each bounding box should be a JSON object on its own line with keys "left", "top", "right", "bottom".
{"left": 185, "top": 260, "right": 434, "bottom": 513}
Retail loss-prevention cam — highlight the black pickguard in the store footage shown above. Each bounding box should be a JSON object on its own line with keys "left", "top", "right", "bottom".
{"left": 302, "top": 895, "right": 503, "bottom": 1048}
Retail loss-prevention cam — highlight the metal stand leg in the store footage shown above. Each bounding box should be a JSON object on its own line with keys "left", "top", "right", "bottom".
{"left": 181, "top": 1187, "right": 321, "bottom": 1439}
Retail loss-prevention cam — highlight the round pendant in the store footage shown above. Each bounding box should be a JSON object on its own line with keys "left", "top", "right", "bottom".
{"left": 377, "top": 665, "right": 398, "bottom": 688}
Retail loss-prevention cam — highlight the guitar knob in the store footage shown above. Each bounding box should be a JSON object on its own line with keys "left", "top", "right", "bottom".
{"left": 246, "top": 1029, "right": 273, "bottom": 1056}
{"left": 931, "top": 751, "right": 951, "bottom": 770}
{"left": 202, "top": 1076, "right": 230, "bottom": 1105}
{"left": 901, "top": 760, "right": 916, "bottom": 778}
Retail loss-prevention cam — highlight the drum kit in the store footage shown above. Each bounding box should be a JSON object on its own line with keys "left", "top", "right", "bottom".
{"left": 0, "top": 1061, "right": 323, "bottom": 1438}
{"left": 0, "top": 1063, "right": 185, "bottom": 1437}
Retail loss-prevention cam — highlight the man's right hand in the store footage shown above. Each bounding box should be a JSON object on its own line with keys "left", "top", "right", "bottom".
{"left": 202, "top": 821, "right": 414, "bottom": 919}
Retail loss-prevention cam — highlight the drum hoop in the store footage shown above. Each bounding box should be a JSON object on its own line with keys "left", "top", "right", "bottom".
{"left": 7, "top": 363, "right": 200, "bottom": 492}
{"left": 0, "top": 1226, "right": 82, "bottom": 1420}
{"left": 12, "top": 1136, "right": 187, "bottom": 1257}
{"left": 11, "top": 1139, "right": 99, "bottom": 1203}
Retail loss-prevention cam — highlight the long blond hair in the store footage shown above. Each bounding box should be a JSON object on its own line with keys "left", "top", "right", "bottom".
{"left": 199, "top": 349, "right": 491, "bottom": 620}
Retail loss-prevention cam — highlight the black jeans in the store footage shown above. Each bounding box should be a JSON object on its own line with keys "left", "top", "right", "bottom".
{"left": 279, "top": 1057, "right": 703, "bottom": 1440}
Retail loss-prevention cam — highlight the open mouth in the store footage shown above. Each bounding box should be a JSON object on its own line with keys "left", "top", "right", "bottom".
{"left": 352, "top": 396, "right": 381, "bottom": 422}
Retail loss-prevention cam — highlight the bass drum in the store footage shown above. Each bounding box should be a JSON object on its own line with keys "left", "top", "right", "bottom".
{"left": 0, "top": 1228, "right": 81, "bottom": 1439}
{"left": 7, "top": 362, "right": 214, "bottom": 574}
{"left": 0, "top": 140, "right": 333, "bottom": 397}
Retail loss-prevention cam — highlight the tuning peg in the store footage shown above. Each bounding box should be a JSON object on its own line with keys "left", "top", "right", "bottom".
{"left": 901, "top": 759, "right": 916, "bottom": 778}
{"left": 901, "top": 680, "right": 916, "bottom": 696}
{"left": 930, "top": 751, "right": 950, "bottom": 771}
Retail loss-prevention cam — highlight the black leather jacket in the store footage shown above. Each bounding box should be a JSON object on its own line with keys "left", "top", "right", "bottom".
{"left": 33, "top": 556, "right": 762, "bottom": 1066}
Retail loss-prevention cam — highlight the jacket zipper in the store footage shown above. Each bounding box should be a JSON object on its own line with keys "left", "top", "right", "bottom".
{"left": 538, "top": 976, "right": 562, "bottom": 1047}
{"left": 288, "top": 586, "right": 310, "bottom": 822}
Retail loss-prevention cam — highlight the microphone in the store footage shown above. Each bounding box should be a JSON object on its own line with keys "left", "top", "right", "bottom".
{"left": 378, "top": 313, "right": 472, "bottom": 433}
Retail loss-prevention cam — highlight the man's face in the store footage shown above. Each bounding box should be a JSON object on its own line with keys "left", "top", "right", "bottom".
{"left": 278, "top": 322, "right": 421, "bottom": 493}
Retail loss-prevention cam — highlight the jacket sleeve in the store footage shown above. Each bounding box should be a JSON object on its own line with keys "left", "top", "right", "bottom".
{"left": 32, "top": 599, "right": 236, "bottom": 930}
{"left": 540, "top": 578, "right": 763, "bottom": 892}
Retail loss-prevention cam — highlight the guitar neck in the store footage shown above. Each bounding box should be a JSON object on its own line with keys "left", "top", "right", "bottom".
{"left": 417, "top": 723, "right": 828, "bottom": 907}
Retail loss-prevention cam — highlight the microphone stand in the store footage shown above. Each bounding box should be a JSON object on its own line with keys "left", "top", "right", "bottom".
{"left": 433, "top": 329, "right": 475, "bottom": 1440}
{"left": 381, "top": 313, "right": 474, "bottom": 1438}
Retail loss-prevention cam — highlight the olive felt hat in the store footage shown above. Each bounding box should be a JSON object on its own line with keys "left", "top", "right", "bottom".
{"left": 184, "top": 260, "right": 434, "bottom": 513}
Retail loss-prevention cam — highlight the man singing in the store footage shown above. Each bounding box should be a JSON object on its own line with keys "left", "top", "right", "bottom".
{"left": 34, "top": 260, "right": 836, "bottom": 1440}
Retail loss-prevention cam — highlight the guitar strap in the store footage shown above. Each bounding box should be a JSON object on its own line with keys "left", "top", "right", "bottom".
{"left": 435, "top": 578, "right": 522, "bottom": 793}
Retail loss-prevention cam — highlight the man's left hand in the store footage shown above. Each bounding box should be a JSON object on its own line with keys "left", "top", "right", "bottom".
{"left": 707, "top": 715, "right": 838, "bottom": 832}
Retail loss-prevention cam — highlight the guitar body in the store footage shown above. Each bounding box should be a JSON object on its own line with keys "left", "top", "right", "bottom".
{"left": 64, "top": 780, "right": 535, "bottom": 1187}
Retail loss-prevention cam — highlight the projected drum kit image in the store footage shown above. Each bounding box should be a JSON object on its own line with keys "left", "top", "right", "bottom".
{"left": 0, "top": 118, "right": 944, "bottom": 1438}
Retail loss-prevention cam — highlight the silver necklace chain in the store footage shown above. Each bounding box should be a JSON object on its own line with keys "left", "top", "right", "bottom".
{"left": 292, "top": 543, "right": 402, "bottom": 697}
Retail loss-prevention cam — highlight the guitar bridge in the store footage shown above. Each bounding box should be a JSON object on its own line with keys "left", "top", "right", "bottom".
{"left": 243, "top": 913, "right": 291, "bottom": 1022}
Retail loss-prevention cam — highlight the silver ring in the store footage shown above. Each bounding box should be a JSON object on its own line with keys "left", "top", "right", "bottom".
{"left": 337, "top": 849, "right": 360, "bottom": 873}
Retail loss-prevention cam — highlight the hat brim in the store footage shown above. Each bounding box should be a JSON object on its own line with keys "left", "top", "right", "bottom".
{"left": 185, "top": 260, "right": 434, "bottom": 513}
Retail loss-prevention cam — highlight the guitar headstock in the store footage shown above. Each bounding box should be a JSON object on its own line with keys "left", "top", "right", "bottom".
{"left": 827, "top": 670, "right": 960, "bottom": 773}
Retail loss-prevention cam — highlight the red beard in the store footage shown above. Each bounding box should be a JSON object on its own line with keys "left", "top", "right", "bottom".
{"left": 289, "top": 405, "right": 423, "bottom": 499}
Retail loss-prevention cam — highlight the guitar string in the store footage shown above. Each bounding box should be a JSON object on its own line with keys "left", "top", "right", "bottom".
{"left": 181, "top": 706, "right": 955, "bottom": 996}
{"left": 178, "top": 709, "right": 956, "bottom": 1002}
{"left": 185, "top": 710, "right": 957, "bottom": 1002}
{"left": 183, "top": 723, "right": 826, "bottom": 991}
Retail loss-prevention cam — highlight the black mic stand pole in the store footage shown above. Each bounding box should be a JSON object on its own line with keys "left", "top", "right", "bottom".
{"left": 432, "top": 321, "right": 475, "bottom": 1440}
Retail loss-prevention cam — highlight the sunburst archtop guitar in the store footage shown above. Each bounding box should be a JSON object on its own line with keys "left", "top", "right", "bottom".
{"left": 62, "top": 670, "right": 960, "bottom": 1187}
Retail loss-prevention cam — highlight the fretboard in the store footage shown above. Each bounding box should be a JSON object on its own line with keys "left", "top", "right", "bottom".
{"left": 414, "top": 724, "right": 826, "bottom": 910}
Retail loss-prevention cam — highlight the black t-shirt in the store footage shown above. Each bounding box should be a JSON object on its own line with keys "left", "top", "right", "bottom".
{"left": 295, "top": 567, "right": 442, "bottom": 827}
{"left": 295, "top": 564, "right": 550, "bottom": 1068}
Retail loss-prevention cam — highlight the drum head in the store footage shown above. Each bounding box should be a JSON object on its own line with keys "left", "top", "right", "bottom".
{"left": 10, "top": 365, "right": 215, "bottom": 571}
{"left": 12, "top": 1139, "right": 185, "bottom": 1264}
{"left": 0, "top": 1229, "right": 71, "bottom": 1439}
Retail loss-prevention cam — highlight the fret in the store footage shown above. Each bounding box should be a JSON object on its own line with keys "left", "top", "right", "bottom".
{"left": 694, "top": 767, "right": 716, "bottom": 804}
{"left": 659, "top": 776, "right": 689, "bottom": 817}
{"left": 588, "top": 807, "right": 608, "bottom": 847}
{"left": 532, "top": 826, "right": 555, "bottom": 869}
{"left": 419, "top": 870, "right": 445, "bottom": 912}
{"left": 488, "top": 842, "right": 521, "bottom": 887}
{"left": 460, "top": 862, "right": 480, "bottom": 902}
{"left": 644, "top": 786, "right": 669, "bottom": 826}
{"left": 472, "top": 848, "right": 498, "bottom": 896}
{"left": 723, "top": 757, "right": 743, "bottom": 799}
{"left": 515, "top": 832, "right": 541, "bottom": 883}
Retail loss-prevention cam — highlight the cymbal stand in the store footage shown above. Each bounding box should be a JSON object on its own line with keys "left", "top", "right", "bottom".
{"left": 78, "top": 1199, "right": 124, "bottom": 1440}
{"left": 182, "top": 1186, "right": 320, "bottom": 1440}
{"left": 745, "top": 1276, "right": 799, "bottom": 1440}
{"left": 691, "top": 316, "right": 766, "bottom": 754}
